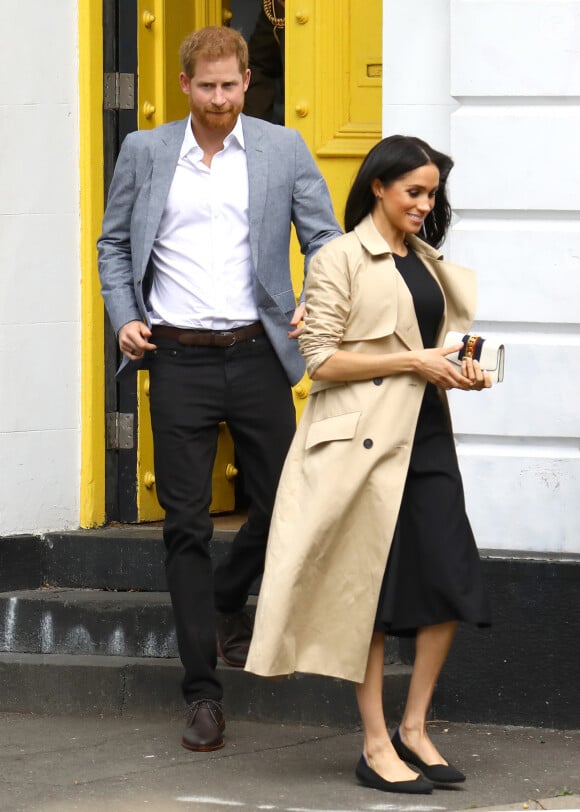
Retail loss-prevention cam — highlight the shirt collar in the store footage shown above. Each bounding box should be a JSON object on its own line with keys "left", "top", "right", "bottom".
{"left": 180, "top": 114, "right": 245, "bottom": 159}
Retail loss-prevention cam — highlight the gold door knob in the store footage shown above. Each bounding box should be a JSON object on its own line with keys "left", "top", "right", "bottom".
{"left": 143, "top": 101, "right": 156, "bottom": 120}
{"left": 293, "top": 384, "right": 309, "bottom": 399}
{"left": 294, "top": 101, "right": 309, "bottom": 118}
{"left": 142, "top": 11, "right": 156, "bottom": 28}
{"left": 225, "top": 464, "right": 239, "bottom": 481}
{"left": 295, "top": 10, "right": 309, "bottom": 24}
{"left": 143, "top": 471, "right": 156, "bottom": 489}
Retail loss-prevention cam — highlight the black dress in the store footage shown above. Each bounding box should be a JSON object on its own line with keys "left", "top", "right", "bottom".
{"left": 375, "top": 247, "right": 491, "bottom": 635}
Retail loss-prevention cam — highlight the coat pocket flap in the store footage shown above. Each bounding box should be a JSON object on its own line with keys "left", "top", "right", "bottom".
{"left": 305, "top": 411, "right": 361, "bottom": 450}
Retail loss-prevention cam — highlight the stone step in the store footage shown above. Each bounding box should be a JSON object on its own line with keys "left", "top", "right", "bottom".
{"left": 1, "top": 525, "right": 247, "bottom": 592}
{"left": 0, "top": 652, "right": 412, "bottom": 725}
{"left": 0, "top": 524, "right": 407, "bottom": 723}
{"left": 43, "top": 526, "right": 233, "bottom": 592}
{"left": 0, "top": 588, "right": 181, "bottom": 658}
{"left": 0, "top": 587, "right": 401, "bottom": 662}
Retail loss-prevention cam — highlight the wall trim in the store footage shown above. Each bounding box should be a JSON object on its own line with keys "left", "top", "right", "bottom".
{"left": 78, "top": 3, "right": 106, "bottom": 527}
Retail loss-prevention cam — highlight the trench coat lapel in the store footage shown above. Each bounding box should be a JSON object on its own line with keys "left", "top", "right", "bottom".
{"left": 355, "top": 216, "right": 424, "bottom": 351}
{"left": 408, "top": 235, "right": 477, "bottom": 341}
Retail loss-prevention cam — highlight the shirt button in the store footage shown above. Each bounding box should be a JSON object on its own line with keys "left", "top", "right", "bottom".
{"left": 363, "top": 438, "right": 373, "bottom": 449}
{"left": 373, "top": 377, "right": 383, "bottom": 385}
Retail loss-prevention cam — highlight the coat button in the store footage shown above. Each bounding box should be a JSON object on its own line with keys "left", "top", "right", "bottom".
{"left": 363, "top": 438, "right": 373, "bottom": 449}
{"left": 373, "top": 377, "right": 383, "bottom": 385}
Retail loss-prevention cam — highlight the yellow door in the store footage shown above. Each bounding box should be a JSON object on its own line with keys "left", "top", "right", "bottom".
{"left": 285, "top": 0, "right": 382, "bottom": 222}
{"left": 135, "top": 0, "right": 236, "bottom": 521}
{"left": 285, "top": 0, "right": 383, "bottom": 405}
{"left": 132, "top": 0, "right": 382, "bottom": 521}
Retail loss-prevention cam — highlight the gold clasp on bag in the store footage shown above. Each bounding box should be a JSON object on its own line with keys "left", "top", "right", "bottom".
{"left": 464, "top": 335, "right": 481, "bottom": 361}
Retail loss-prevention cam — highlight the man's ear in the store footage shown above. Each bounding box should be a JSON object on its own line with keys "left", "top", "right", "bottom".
{"left": 179, "top": 72, "right": 191, "bottom": 94}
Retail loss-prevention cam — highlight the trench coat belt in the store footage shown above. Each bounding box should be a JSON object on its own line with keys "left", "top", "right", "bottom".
{"left": 151, "top": 322, "right": 265, "bottom": 348}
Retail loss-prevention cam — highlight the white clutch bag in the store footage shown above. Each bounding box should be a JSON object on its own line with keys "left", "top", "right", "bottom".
{"left": 444, "top": 331, "right": 505, "bottom": 383}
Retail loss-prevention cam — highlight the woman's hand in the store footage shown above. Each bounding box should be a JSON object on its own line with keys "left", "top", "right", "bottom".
{"left": 414, "top": 344, "right": 474, "bottom": 390}
{"left": 461, "top": 356, "right": 493, "bottom": 390}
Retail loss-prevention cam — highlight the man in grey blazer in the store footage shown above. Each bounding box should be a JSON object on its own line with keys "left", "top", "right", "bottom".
{"left": 97, "top": 26, "right": 341, "bottom": 752}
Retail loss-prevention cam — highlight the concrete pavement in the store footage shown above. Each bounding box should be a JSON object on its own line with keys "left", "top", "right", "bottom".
{"left": 1, "top": 713, "right": 578, "bottom": 812}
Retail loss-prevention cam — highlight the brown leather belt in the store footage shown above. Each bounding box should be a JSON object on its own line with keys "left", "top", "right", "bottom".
{"left": 151, "top": 322, "right": 265, "bottom": 348}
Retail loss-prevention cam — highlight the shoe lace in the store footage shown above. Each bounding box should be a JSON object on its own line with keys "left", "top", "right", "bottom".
{"left": 185, "top": 699, "right": 222, "bottom": 725}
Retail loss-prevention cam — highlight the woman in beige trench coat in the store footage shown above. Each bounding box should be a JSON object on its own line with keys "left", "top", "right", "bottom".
{"left": 246, "top": 135, "right": 492, "bottom": 794}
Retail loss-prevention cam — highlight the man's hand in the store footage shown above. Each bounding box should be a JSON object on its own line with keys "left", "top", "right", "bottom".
{"left": 118, "top": 321, "right": 157, "bottom": 360}
{"left": 288, "top": 302, "right": 306, "bottom": 339}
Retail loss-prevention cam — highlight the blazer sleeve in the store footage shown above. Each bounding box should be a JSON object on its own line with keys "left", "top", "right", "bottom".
{"left": 290, "top": 132, "right": 343, "bottom": 299}
{"left": 97, "top": 132, "right": 143, "bottom": 334}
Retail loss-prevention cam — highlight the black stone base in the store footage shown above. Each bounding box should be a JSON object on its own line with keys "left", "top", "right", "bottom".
{"left": 0, "top": 535, "right": 44, "bottom": 591}
{"left": 401, "top": 552, "right": 580, "bottom": 730}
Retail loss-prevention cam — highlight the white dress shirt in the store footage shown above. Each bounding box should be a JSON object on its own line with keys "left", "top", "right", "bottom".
{"left": 147, "top": 116, "right": 259, "bottom": 329}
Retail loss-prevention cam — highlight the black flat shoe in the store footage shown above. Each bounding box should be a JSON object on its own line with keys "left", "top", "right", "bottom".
{"left": 391, "top": 728, "right": 466, "bottom": 784}
{"left": 355, "top": 755, "right": 434, "bottom": 794}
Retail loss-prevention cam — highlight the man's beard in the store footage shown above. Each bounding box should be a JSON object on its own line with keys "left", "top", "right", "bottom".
{"left": 194, "top": 103, "right": 242, "bottom": 131}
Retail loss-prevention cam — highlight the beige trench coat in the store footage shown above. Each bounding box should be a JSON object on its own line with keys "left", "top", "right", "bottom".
{"left": 245, "top": 214, "right": 477, "bottom": 684}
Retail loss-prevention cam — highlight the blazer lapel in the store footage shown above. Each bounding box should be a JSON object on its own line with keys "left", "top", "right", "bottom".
{"left": 141, "top": 119, "right": 188, "bottom": 275}
{"left": 241, "top": 116, "right": 268, "bottom": 274}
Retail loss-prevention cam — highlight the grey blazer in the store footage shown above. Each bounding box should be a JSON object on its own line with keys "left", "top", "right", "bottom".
{"left": 97, "top": 114, "right": 342, "bottom": 384}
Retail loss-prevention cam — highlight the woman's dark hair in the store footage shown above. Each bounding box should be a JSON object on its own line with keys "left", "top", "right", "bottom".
{"left": 344, "top": 135, "right": 454, "bottom": 247}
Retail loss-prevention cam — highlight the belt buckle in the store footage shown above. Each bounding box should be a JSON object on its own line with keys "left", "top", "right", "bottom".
{"left": 216, "top": 331, "right": 236, "bottom": 348}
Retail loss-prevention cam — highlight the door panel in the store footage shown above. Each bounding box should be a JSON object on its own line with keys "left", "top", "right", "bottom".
{"left": 285, "top": 0, "right": 382, "bottom": 411}
{"left": 135, "top": 0, "right": 236, "bottom": 520}
{"left": 285, "top": 0, "right": 382, "bottom": 225}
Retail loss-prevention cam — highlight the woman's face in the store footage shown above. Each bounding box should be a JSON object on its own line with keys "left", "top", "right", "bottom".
{"left": 372, "top": 163, "right": 440, "bottom": 238}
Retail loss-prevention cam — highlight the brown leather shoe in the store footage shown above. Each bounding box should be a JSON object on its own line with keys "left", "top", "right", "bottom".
{"left": 216, "top": 608, "right": 254, "bottom": 667}
{"left": 181, "top": 699, "right": 225, "bottom": 752}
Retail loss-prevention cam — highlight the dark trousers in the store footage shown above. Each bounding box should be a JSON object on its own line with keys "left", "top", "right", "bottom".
{"left": 148, "top": 334, "right": 296, "bottom": 703}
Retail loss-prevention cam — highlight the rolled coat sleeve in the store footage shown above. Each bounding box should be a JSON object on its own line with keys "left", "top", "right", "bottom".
{"left": 298, "top": 240, "right": 352, "bottom": 378}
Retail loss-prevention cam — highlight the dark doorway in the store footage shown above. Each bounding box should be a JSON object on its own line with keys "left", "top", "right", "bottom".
{"left": 102, "top": 0, "right": 139, "bottom": 522}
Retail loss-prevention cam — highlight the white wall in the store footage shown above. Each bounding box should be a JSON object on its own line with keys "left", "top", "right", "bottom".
{"left": 0, "top": 2, "right": 81, "bottom": 534}
{"left": 383, "top": 0, "right": 580, "bottom": 553}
